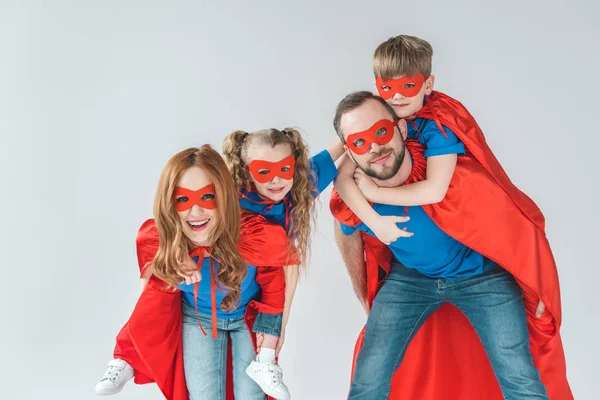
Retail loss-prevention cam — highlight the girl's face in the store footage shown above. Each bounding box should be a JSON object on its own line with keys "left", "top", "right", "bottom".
{"left": 246, "top": 142, "right": 294, "bottom": 203}
{"left": 174, "top": 166, "right": 219, "bottom": 246}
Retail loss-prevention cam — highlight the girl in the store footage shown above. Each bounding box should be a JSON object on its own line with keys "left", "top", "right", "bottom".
{"left": 223, "top": 128, "right": 344, "bottom": 398}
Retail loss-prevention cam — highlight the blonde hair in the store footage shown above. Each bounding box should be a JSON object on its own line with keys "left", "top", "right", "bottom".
{"left": 373, "top": 34, "right": 433, "bottom": 80}
{"left": 223, "top": 128, "right": 316, "bottom": 273}
{"left": 152, "top": 145, "right": 247, "bottom": 311}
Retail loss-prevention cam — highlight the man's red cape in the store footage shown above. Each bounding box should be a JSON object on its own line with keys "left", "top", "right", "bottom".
{"left": 329, "top": 91, "right": 572, "bottom": 399}
{"left": 112, "top": 212, "right": 297, "bottom": 399}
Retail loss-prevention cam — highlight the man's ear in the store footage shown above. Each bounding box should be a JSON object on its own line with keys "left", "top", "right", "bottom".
{"left": 343, "top": 146, "right": 358, "bottom": 164}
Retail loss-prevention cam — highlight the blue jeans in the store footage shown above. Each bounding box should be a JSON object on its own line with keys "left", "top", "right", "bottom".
{"left": 253, "top": 312, "right": 283, "bottom": 337}
{"left": 181, "top": 302, "right": 266, "bottom": 400}
{"left": 349, "top": 262, "right": 549, "bottom": 400}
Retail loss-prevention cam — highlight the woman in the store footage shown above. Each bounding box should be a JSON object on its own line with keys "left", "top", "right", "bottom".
{"left": 96, "top": 145, "right": 297, "bottom": 399}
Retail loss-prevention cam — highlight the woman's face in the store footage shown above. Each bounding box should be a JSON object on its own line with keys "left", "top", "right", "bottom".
{"left": 174, "top": 166, "right": 219, "bottom": 246}
{"left": 245, "top": 142, "right": 294, "bottom": 203}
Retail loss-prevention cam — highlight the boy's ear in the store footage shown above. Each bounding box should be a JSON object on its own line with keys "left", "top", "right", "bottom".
{"left": 425, "top": 75, "right": 435, "bottom": 95}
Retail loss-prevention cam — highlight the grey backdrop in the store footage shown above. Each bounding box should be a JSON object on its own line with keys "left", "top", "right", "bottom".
{"left": 1, "top": 0, "right": 598, "bottom": 399}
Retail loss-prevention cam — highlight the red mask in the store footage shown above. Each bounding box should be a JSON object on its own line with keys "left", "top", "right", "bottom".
{"left": 346, "top": 119, "right": 399, "bottom": 155}
{"left": 375, "top": 74, "right": 426, "bottom": 99}
{"left": 247, "top": 155, "right": 295, "bottom": 183}
{"left": 174, "top": 184, "right": 217, "bottom": 211}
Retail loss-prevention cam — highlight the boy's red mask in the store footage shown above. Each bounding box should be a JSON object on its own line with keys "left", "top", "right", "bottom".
{"left": 346, "top": 119, "right": 399, "bottom": 155}
{"left": 174, "top": 184, "right": 217, "bottom": 211}
{"left": 247, "top": 155, "right": 295, "bottom": 183}
{"left": 375, "top": 74, "right": 426, "bottom": 99}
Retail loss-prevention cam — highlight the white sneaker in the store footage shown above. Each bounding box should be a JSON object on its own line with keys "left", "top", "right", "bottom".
{"left": 95, "top": 359, "right": 134, "bottom": 396}
{"left": 245, "top": 359, "right": 291, "bottom": 400}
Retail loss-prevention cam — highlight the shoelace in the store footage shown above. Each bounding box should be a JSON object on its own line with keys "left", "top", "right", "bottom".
{"left": 271, "top": 369, "right": 283, "bottom": 385}
{"left": 106, "top": 366, "right": 124, "bottom": 384}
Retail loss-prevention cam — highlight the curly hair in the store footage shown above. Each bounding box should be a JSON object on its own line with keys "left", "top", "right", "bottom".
{"left": 223, "top": 128, "right": 316, "bottom": 273}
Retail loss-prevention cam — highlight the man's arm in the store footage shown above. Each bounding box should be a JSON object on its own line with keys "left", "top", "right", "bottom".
{"left": 334, "top": 221, "right": 370, "bottom": 314}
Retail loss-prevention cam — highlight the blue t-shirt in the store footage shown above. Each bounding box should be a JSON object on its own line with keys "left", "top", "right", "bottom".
{"left": 240, "top": 149, "right": 338, "bottom": 228}
{"left": 406, "top": 117, "right": 466, "bottom": 158}
{"left": 341, "top": 123, "right": 492, "bottom": 280}
{"left": 179, "top": 257, "right": 260, "bottom": 319}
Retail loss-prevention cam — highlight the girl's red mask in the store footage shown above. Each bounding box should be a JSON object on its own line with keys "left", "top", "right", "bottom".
{"left": 247, "top": 155, "right": 295, "bottom": 183}
{"left": 174, "top": 184, "right": 217, "bottom": 211}
{"left": 375, "top": 74, "right": 426, "bottom": 99}
{"left": 346, "top": 119, "right": 399, "bottom": 155}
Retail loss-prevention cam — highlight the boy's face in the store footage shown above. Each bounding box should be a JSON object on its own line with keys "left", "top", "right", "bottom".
{"left": 376, "top": 74, "right": 435, "bottom": 118}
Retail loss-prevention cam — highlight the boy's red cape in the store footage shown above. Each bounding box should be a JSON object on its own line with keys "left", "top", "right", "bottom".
{"left": 329, "top": 91, "right": 572, "bottom": 399}
{"left": 112, "top": 212, "right": 297, "bottom": 399}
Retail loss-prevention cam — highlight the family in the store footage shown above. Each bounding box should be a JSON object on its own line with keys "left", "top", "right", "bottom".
{"left": 94, "top": 35, "right": 572, "bottom": 400}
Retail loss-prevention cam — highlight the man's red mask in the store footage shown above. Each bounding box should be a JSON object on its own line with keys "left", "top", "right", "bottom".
{"left": 346, "top": 119, "right": 399, "bottom": 155}
{"left": 174, "top": 184, "right": 217, "bottom": 211}
{"left": 247, "top": 155, "right": 295, "bottom": 183}
{"left": 375, "top": 74, "right": 426, "bottom": 99}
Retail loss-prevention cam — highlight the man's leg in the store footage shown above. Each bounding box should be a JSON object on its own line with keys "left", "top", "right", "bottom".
{"left": 348, "top": 262, "right": 442, "bottom": 400}
{"left": 446, "top": 264, "right": 549, "bottom": 400}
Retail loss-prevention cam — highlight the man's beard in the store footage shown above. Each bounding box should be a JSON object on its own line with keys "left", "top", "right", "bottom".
{"left": 358, "top": 145, "right": 405, "bottom": 181}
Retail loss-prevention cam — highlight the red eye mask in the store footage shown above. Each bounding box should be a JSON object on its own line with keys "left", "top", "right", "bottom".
{"left": 346, "top": 119, "right": 399, "bottom": 155}
{"left": 247, "top": 155, "right": 295, "bottom": 183}
{"left": 174, "top": 184, "right": 217, "bottom": 211}
{"left": 375, "top": 74, "right": 426, "bottom": 99}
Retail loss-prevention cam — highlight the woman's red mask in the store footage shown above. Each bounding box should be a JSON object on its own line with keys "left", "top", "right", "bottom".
{"left": 247, "top": 155, "right": 295, "bottom": 183}
{"left": 346, "top": 119, "right": 399, "bottom": 155}
{"left": 375, "top": 74, "right": 426, "bottom": 99}
{"left": 174, "top": 184, "right": 217, "bottom": 211}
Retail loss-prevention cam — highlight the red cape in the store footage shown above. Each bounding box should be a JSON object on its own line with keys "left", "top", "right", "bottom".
{"left": 330, "top": 91, "right": 572, "bottom": 400}
{"left": 113, "top": 212, "right": 298, "bottom": 399}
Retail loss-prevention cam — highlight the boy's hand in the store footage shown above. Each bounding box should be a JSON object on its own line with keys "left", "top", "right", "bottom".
{"left": 370, "top": 215, "right": 413, "bottom": 245}
{"left": 354, "top": 169, "right": 380, "bottom": 202}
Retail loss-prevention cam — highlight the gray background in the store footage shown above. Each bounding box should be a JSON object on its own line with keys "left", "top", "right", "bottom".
{"left": 1, "top": 0, "right": 598, "bottom": 399}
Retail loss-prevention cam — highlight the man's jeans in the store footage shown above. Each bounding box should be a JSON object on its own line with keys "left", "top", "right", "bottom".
{"left": 349, "top": 262, "right": 549, "bottom": 400}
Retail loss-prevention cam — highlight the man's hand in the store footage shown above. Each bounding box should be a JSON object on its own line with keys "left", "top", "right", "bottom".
{"left": 535, "top": 300, "right": 545, "bottom": 318}
{"left": 360, "top": 296, "right": 371, "bottom": 316}
{"left": 370, "top": 215, "right": 413, "bottom": 245}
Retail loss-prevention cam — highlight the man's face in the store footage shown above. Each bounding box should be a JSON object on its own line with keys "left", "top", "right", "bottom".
{"left": 340, "top": 99, "right": 407, "bottom": 181}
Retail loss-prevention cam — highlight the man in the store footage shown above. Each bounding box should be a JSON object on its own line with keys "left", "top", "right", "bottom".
{"left": 330, "top": 91, "right": 571, "bottom": 400}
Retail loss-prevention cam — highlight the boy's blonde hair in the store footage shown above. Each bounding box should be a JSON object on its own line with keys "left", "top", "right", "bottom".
{"left": 373, "top": 35, "right": 433, "bottom": 79}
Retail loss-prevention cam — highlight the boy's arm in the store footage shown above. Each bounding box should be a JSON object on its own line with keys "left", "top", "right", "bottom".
{"left": 326, "top": 137, "right": 345, "bottom": 162}
{"left": 359, "top": 153, "right": 457, "bottom": 206}
{"left": 335, "top": 155, "right": 413, "bottom": 244}
{"left": 334, "top": 155, "right": 383, "bottom": 224}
